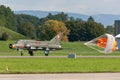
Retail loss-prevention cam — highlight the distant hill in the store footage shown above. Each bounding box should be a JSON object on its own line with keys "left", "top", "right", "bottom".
{"left": 14, "top": 10, "right": 120, "bottom": 27}
{"left": 0, "top": 27, "right": 26, "bottom": 40}
{"left": 93, "top": 14, "right": 120, "bottom": 27}
{"left": 14, "top": 10, "right": 89, "bottom": 20}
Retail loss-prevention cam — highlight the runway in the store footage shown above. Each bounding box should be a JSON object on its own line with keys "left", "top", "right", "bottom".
{"left": 0, "top": 73, "right": 120, "bottom": 80}
{"left": 1, "top": 56, "right": 120, "bottom": 58}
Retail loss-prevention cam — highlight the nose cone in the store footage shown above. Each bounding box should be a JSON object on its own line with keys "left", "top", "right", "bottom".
{"left": 9, "top": 44, "right": 13, "bottom": 49}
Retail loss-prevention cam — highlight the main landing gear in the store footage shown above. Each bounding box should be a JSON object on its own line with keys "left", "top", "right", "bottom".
{"left": 44, "top": 50, "right": 49, "bottom": 56}
{"left": 28, "top": 50, "right": 34, "bottom": 56}
{"left": 44, "top": 48, "right": 50, "bottom": 56}
{"left": 20, "top": 50, "right": 33, "bottom": 56}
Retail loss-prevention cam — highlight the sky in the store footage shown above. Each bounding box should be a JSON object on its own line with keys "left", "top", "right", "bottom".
{"left": 1, "top": 0, "right": 120, "bottom": 15}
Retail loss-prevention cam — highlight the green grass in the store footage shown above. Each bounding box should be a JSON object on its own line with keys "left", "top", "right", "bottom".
{"left": 0, "top": 27, "right": 26, "bottom": 40}
{"left": 0, "top": 58, "right": 120, "bottom": 73}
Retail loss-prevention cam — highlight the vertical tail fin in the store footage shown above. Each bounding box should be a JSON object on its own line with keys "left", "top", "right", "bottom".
{"left": 50, "top": 32, "right": 63, "bottom": 44}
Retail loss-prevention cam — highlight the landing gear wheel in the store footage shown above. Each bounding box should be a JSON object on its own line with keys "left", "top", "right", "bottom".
{"left": 28, "top": 50, "right": 34, "bottom": 56}
{"left": 44, "top": 50, "right": 49, "bottom": 56}
{"left": 45, "top": 53, "right": 48, "bottom": 56}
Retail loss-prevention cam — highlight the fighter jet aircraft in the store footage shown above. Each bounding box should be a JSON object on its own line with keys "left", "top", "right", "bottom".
{"left": 9, "top": 32, "right": 63, "bottom": 56}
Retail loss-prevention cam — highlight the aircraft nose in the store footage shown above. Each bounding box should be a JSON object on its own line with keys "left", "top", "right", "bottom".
{"left": 9, "top": 44, "right": 13, "bottom": 49}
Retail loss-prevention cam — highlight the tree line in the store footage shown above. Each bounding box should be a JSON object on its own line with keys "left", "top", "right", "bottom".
{"left": 0, "top": 5, "right": 110, "bottom": 41}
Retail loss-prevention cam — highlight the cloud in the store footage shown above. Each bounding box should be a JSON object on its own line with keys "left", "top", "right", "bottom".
{"left": 1, "top": 0, "right": 120, "bottom": 14}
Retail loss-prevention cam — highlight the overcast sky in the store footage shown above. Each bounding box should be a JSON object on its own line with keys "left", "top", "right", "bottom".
{"left": 1, "top": 0, "right": 120, "bottom": 15}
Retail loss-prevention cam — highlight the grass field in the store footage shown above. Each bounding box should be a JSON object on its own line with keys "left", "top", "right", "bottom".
{"left": 1, "top": 58, "right": 120, "bottom": 73}
{"left": 0, "top": 41, "right": 120, "bottom": 73}
{"left": 0, "top": 27, "right": 26, "bottom": 40}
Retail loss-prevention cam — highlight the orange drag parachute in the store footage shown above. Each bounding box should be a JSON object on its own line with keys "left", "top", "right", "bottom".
{"left": 84, "top": 34, "right": 116, "bottom": 54}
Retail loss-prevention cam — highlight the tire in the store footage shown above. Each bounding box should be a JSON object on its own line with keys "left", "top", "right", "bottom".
{"left": 44, "top": 50, "right": 49, "bottom": 56}
{"left": 28, "top": 50, "right": 34, "bottom": 56}
{"left": 45, "top": 53, "right": 48, "bottom": 56}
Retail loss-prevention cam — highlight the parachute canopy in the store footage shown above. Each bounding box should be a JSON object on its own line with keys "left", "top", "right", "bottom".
{"left": 84, "top": 34, "right": 116, "bottom": 54}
